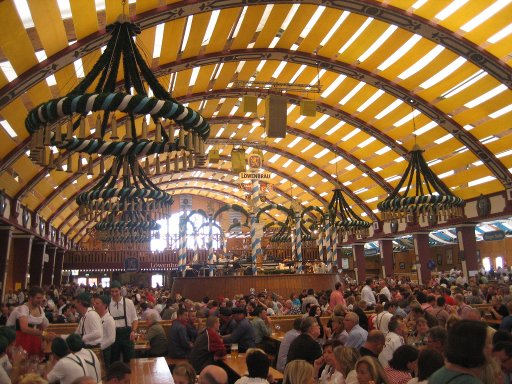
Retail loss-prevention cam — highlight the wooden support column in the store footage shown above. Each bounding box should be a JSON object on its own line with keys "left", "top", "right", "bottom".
{"left": 11, "top": 234, "right": 34, "bottom": 290}
{"left": 352, "top": 243, "right": 366, "bottom": 284}
{"left": 42, "top": 246, "right": 57, "bottom": 287}
{"left": 413, "top": 232, "right": 430, "bottom": 285}
{"left": 29, "top": 241, "right": 46, "bottom": 287}
{"left": 378, "top": 238, "right": 394, "bottom": 278}
{"left": 53, "top": 249, "right": 65, "bottom": 287}
{"left": 456, "top": 224, "right": 479, "bottom": 279}
{"left": 0, "top": 226, "right": 13, "bottom": 301}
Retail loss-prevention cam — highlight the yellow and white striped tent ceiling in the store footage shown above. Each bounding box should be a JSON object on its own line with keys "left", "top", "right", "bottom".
{"left": 0, "top": 0, "right": 511, "bottom": 244}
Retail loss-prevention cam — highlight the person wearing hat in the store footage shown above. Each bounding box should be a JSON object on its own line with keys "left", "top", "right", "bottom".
{"left": 108, "top": 280, "right": 138, "bottom": 363}
{"left": 46, "top": 337, "right": 87, "bottom": 384}
{"left": 222, "top": 307, "right": 256, "bottom": 353}
{"left": 74, "top": 292, "right": 103, "bottom": 349}
{"left": 67, "top": 334, "right": 102, "bottom": 383}
{"left": 93, "top": 295, "right": 116, "bottom": 369}
{"left": 219, "top": 307, "right": 236, "bottom": 336}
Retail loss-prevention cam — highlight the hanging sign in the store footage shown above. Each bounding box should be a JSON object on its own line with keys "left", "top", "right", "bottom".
{"left": 239, "top": 172, "right": 272, "bottom": 180}
{"left": 248, "top": 151, "right": 264, "bottom": 171}
{"left": 483, "top": 230, "right": 505, "bottom": 241}
{"left": 124, "top": 257, "right": 140, "bottom": 272}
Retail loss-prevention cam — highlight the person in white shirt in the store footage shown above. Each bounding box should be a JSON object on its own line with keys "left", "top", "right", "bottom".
{"left": 93, "top": 294, "right": 116, "bottom": 369}
{"left": 375, "top": 302, "right": 396, "bottom": 335}
{"left": 108, "top": 280, "right": 138, "bottom": 363}
{"left": 74, "top": 292, "right": 103, "bottom": 348}
{"left": 378, "top": 280, "right": 391, "bottom": 302}
{"left": 361, "top": 279, "right": 376, "bottom": 307}
{"left": 46, "top": 338, "right": 88, "bottom": 384}
{"left": 378, "top": 316, "right": 406, "bottom": 367}
{"left": 67, "top": 334, "right": 102, "bottom": 383}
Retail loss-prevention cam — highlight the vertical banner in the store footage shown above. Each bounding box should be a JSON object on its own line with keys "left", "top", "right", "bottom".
{"left": 295, "top": 213, "right": 303, "bottom": 274}
{"left": 178, "top": 215, "right": 187, "bottom": 276}
{"left": 250, "top": 180, "right": 262, "bottom": 275}
{"left": 208, "top": 219, "right": 214, "bottom": 276}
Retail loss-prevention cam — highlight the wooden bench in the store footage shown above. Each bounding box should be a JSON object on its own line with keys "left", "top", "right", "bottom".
{"left": 165, "top": 356, "right": 189, "bottom": 369}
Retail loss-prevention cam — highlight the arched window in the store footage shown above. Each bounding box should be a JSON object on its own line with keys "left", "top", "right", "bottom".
{"left": 496, "top": 256, "right": 503, "bottom": 269}
{"left": 482, "top": 257, "right": 491, "bottom": 272}
{"left": 150, "top": 212, "right": 222, "bottom": 251}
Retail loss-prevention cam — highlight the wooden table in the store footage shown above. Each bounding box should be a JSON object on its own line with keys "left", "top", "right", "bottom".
{"left": 130, "top": 357, "right": 174, "bottom": 384}
{"left": 224, "top": 353, "right": 284, "bottom": 381}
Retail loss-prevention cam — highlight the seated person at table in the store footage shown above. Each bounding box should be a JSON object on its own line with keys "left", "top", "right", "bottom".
{"left": 190, "top": 315, "right": 227, "bottom": 373}
{"left": 283, "top": 359, "right": 315, "bottom": 384}
{"left": 104, "top": 361, "right": 131, "bottom": 384}
{"left": 251, "top": 306, "right": 273, "bottom": 352}
{"left": 219, "top": 308, "right": 236, "bottom": 336}
{"left": 222, "top": 307, "right": 256, "bottom": 353}
{"left": 199, "top": 365, "right": 228, "bottom": 384}
{"left": 235, "top": 348, "right": 274, "bottom": 384}
{"left": 344, "top": 312, "right": 368, "bottom": 349}
{"left": 45, "top": 338, "right": 86, "bottom": 384}
{"left": 287, "top": 317, "right": 323, "bottom": 365}
{"left": 277, "top": 318, "right": 302, "bottom": 372}
{"left": 173, "top": 362, "right": 197, "bottom": 384}
{"left": 67, "top": 334, "right": 102, "bottom": 383}
{"left": 145, "top": 311, "right": 168, "bottom": 357}
{"left": 168, "top": 308, "right": 193, "bottom": 358}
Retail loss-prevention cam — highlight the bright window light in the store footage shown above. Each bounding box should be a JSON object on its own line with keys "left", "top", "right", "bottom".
{"left": 358, "top": 137, "right": 376, "bottom": 148}
{"left": 339, "top": 82, "right": 365, "bottom": 105}
{"left": 153, "top": 23, "right": 165, "bottom": 58}
{"left": 272, "top": 62, "right": 287, "bottom": 79}
{"left": 413, "top": 121, "right": 437, "bottom": 136}
{"left": 482, "top": 257, "right": 491, "bottom": 272}
{"left": 46, "top": 75, "right": 57, "bottom": 86}
{"left": 480, "top": 136, "right": 499, "bottom": 145}
{"left": 438, "top": 170, "right": 454, "bottom": 179}
{"left": 341, "top": 128, "right": 360, "bottom": 142}
{"left": 320, "top": 191, "right": 328, "bottom": 197}
{"left": 283, "top": 159, "right": 292, "bottom": 168}
{"left": 461, "top": 1, "right": 512, "bottom": 32}
{"left": 489, "top": 104, "right": 512, "bottom": 118}
{"left": 329, "top": 156, "right": 343, "bottom": 164}
{"left": 394, "top": 157, "right": 405, "bottom": 163}
{"left": 268, "top": 154, "right": 280, "bottom": 163}
{"left": 346, "top": 164, "right": 356, "bottom": 171}
{"left": 440, "top": 70, "right": 486, "bottom": 99}
{"left": 288, "top": 137, "right": 302, "bottom": 148}
{"left": 419, "top": 57, "right": 467, "bottom": 89}
{"left": 256, "top": 5, "right": 274, "bottom": 33}
{"left": 373, "top": 167, "right": 382, "bottom": 172}
{"left": 232, "top": 6, "right": 248, "bottom": 39}
{"left": 295, "top": 116, "right": 306, "bottom": 124}
{"left": 411, "top": 0, "right": 428, "bottom": 10}
{"left": 357, "top": 90, "right": 385, "bottom": 112}
{"left": 434, "top": 134, "right": 453, "bottom": 144}
{"left": 376, "top": 146, "right": 391, "bottom": 155}
{"left": 365, "top": 197, "right": 378, "bottom": 203}
{"left": 468, "top": 175, "right": 496, "bottom": 187}
{"left": 296, "top": 164, "right": 305, "bottom": 172}
{"left": 310, "top": 69, "right": 326, "bottom": 86}
{"left": 472, "top": 160, "right": 483, "bottom": 167}
{"left": 497, "top": 149, "right": 512, "bottom": 158}
{"left": 338, "top": 18, "right": 374, "bottom": 55}
{"left": 398, "top": 46, "right": 445, "bottom": 80}
{"left": 14, "top": 0, "right": 34, "bottom": 28}
{"left": 496, "top": 256, "right": 504, "bottom": 269}
{"left": 320, "top": 11, "right": 350, "bottom": 46}
{"left": 302, "top": 143, "right": 316, "bottom": 152}
{"left": 375, "top": 99, "right": 403, "bottom": 119}
{"left": 280, "top": 4, "right": 299, "bottom": 32}
{"left": 202, "top": 10, "right": 220, "bottom": 46}
{"left": 326, "top": 121, "right": 345, "bottom": 136}
{"left": 354, "top": 187, "right": 368, "bottom": 194}
{"left": 215, "top": 127, "right": 224, "bottom": 138}
{"left": 180, "top": 16, "right": 193, "bottom": 53}
{"left": 0, "top": 119, "right": 17, "bottom": 138}
{"left": 464, "top": 84, "right": 508, "bottom": 108}
{"left": 300, "top": 6, "right": 325, "bottom": 39}
{"left": 287, "top": 105, "right": 297, "bottom": 115}
{"left": 358, "top": 25, "right": 398, "bottom": 63}
{"left": 385, "top": 175, "right": 401, "bottom": 182}
{"left": 321, "top": 75, "right": 347, "bottom": 98}
{"left": 378, "top": 34, "right": 422, "bottom": 71}
{"left": 487, "top": 23, "right": 512, "bottom": 43}
{"left": 314, "top": 148, "right": 330, "bottom": 158}
{"left": 310, "top": 115, "right": 329, "bottom": 129}
{"left": 73, "top": 59, "right": 85, "bottom": 78}
{"left": 435, "top": 0, "right": 468, "bottom": 21}
{"left": 0, "top": 60, "right": 18, "bottom": 82}
{"left": 229, "top": 105, "right": 239, "bottom": 115}
{"left": 289, "top": 65, "right": 307, "bottom": 84}
{"left": 189, "top": 67, "right": 200, "bottom": 87}
{"left": 393, "top": 109, "right": 419, "bottom": 127}
{"left": 308, "top": 171, "right": 317, "bottom": 177}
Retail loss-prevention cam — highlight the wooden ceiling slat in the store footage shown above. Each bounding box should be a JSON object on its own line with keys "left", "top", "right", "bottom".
{"left": 298, "top": 8, "right": 341, "bottom": 53}
{"left": 105, "top": 0, "right": 124, "bottom": 25}
{"left": 29, "top": 0, "right": 68, "bottom": 56}
{"left": 339, "top": 21, "right": 392, "bottom": 66}
{"left": 69, "top": 0, "right": 99, "bottom": 39}
{"left": 182, "top": 13, "right": 211, "bottom": 59}
{"left": 229, "top": 6, "right": 266, "bottom": 51}
{"left": 274, "top": 5, "right": 318, "bottom": 50}
{"left": 437, "top": 2, "right": 493, "bottom": 34}
{"left": 136, "top": 0, "right": 159, "bottom": 14}
{"left": 137, "top": 27, "right": 157, "bottom": 69}
{"left": 159, "top": 18, "right": 186, "bottom": 64}
{"left": 53, "top": 66, "right": 79, "bottom": 96}
{"left": 173, "top": 69, "right": 192, "bottom": 97}
{"left": 191, "top": 65, "right": 215, "bottom": 94}
{"left": 253, "top": 4, "right": 293, "bottom": 49}
{"left": 204, "top": 8, "right": 240, "bottom": 54}
{"left": 0, "top": 1, "right": 38, "bottom": 74}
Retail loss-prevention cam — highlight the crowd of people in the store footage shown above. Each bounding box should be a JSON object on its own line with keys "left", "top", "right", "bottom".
{"left": 0, "top": 269, "right": 511, "bottom": 383}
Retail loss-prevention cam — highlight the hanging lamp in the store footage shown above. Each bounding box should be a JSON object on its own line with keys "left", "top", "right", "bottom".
{"left": 328, "top": 188, "right": 371, "bottom": 239}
